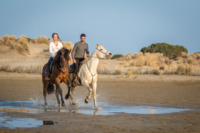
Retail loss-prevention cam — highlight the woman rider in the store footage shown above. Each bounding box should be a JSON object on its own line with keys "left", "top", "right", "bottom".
{"left": 45, "top": 33, "right": 63, "bottom": 80}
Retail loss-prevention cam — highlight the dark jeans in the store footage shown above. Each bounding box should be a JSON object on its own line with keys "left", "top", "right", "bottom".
{"left": 45, "top": 57, "right": 54, "bottom": 74}
{"left": 74, "top": 58, "right": 84, "bottom": 74}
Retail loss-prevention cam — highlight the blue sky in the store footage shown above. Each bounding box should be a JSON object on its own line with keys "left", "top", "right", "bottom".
{"left": 0, "top": 0, "right": 199, "bottom": 54}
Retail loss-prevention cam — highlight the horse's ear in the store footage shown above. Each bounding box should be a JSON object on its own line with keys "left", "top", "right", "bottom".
{"left": 96, "top": 43, "right": 99, "bottom": 48}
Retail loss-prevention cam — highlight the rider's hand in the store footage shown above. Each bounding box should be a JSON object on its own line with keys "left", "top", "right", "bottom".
{"left": 87, "top": 54, "right": 90, "bottom": 58}
{"left": 73, "top": 59, "right": 76, "bottom": 63}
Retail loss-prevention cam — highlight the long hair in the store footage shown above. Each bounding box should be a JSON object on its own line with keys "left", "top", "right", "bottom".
{"left": 52, "top": 33, "right": 60, "bottom": 40}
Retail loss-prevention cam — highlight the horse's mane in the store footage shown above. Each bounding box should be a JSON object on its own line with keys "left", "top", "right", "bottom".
{"left": 54, "top": 48, "right": 69, "bottom": 63}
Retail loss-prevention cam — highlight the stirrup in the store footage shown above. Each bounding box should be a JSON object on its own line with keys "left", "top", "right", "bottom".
{"left": 45, "top": 74, "right": 50, "bottom": 80}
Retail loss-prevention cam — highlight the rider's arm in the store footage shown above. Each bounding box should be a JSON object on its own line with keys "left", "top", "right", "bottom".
{"left": 86, "top": 43, "right": 90, "bottom": 56}
{"left": 49, "top": 42, "right": 54, "bottom": 57}
{"left": 72, "top": 43, "right": 78, "bottom": 60}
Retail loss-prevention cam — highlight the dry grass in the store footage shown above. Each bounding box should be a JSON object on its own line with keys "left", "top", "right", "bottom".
{"left": 15, "top": 36, "right": 30, "bottom": 55}
{"left": 35, "top": 36, "right": 50, "bottom": 45}
{"left": 126, "top": 69, "right": 133, "bottom": 78}
{"left": 62, "top": 41, "right": 74, "bottom": 50}
{"left": 117, "top": 52, "right": 200, "bottom": 76}
{"left": 97, "top": 68, "right": 113, "bottom": 75}
{"left": 0, "top": 35, "right": 16, "bottom": 48}
{"left": 186, "top": 66, "right": 192, "bottom": 75}
{"left": 0, "top": 35, "right": 30, "bottom": 55}
{"left": 176, "top": 65, "right": 194, "bottom": 75}
{"left": 124, "top": 53, "right": 133, "bottom": 61}
{"left": 0, "top": 65, "right": 43, "bottom": 74}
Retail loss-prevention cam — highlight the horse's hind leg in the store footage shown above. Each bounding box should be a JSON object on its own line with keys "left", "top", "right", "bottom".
{"left": 92, "top": 82, "right": 98, "bottom": 108}
{"left": 55, "top": 85, "right": 61, "bottom": 107}
{"left": 70, "top": 87, "right": 76, "bottom": 105}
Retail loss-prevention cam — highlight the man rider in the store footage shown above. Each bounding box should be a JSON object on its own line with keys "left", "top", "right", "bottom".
{"left": 71, "top": 33, "right": 89, "bottom": 85}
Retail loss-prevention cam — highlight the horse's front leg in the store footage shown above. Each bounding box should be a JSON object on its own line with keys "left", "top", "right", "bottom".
{"left": 65, "top": 82, "right": 71, "bottom": 100}
{"left": 65, "top": 82, "right": 76, "bottom": 105}
{"left": 85, "top": 85, "right": 92, "bottom": 104}
{"left": 55, "top": 79, "right": 65, "bottom": 107}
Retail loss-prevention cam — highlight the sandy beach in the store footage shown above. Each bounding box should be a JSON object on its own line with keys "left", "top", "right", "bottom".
{"left": 0, "top": 72, "right": 200, "bottom": 133}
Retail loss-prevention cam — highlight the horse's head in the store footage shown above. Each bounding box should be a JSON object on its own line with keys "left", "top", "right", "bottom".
{"left": 95, "top": 43, "right": 112, "bottom": 59}
{"left": 55, "top": 48, "right": 71, "bottom": 73}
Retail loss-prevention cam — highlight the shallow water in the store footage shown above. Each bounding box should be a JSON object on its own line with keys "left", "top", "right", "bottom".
{"left": 0, "top": 112, "right": 43, "bottom": 129}
{"left": 0, "top": 100, "right": 193, "bottom": 129}
{"left": 0, "top": 112, "right": 57, "bottom": 129}
{"left": 0, "top": 100, "right": 191, "bottom": 115}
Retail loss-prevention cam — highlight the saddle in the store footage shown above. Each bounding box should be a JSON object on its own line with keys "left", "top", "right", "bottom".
{"left": 68, "top": 57, "right": 90, "bottom": 73}
{"left": 68, "top": 57, "right": 90, "bottom": 86}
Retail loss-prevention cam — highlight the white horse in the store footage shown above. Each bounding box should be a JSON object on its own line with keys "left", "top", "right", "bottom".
{"left": 65, "top": 43, "right": 112, "bottom": 108}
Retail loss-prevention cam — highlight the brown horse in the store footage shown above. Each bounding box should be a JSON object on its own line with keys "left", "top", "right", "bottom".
{"left": 42, "top": 48, "right": 71, "bottom": 107}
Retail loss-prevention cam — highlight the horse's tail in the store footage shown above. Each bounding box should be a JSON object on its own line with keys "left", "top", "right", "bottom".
{"left": 47, "top": 83, "right": 55, "bottom": 95}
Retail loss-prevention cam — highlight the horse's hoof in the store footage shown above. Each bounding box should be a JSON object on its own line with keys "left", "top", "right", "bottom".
{"left": 85, "top": 99, "right": 89, "bottom": 104}
{"left": 94, "top": 106, "right": 101, "bottom": 110}
{"left": 65, "top": 94, "right": 69, "bottom": 100}
{"left": 62, "top": 103, "right": 66, "bottom": 107}
{"left": 71, "top": 102, "right": 76, "bottom": 106}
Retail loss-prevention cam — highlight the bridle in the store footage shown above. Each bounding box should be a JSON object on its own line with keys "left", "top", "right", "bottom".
{"left": 59, "top": 55, "right": 68, "bottom": 73}
{"left": 85, "top": 48, "right": 110, "bottom": 82}
{"left": 96, "top": 48, "right": 109, "bottom": 56}
{"left": 86, "top": 60, "right": 97, "bottom": 83}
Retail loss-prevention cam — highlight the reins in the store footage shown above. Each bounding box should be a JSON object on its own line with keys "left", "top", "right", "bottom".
{"left": 86, "top": 53, "right": 97, "bottom": 83}
{"left": 96, "top": 48, "right": 109, "bottom": 55}
{"left": 81, "top": 48, "right": 108, "bottom": 83}
{"left": 59, "top": 52, "right": 69, "bottom": 73}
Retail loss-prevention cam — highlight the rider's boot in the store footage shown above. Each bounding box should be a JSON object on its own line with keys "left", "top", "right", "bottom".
{"left": 45, "top": 74, "right": 50, "bottom": 80}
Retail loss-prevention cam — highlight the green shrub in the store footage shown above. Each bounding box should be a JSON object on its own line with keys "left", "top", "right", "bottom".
{"left": 153, "top": 70, "right": 161, "bottom": 75}
{"left": 26, "top": 37, "right": 36, "bottom": 43}
{"left": 140, "top": 43, "right": 188, "bottom": 59}
{"left": 115, "top": 69, "right": 122, "bottom": 75}
{"left": 159, "top": 66, "right": 165, "bottom": 70}
{"left": 111, "top": 54, "right": 123, "bottom": 59}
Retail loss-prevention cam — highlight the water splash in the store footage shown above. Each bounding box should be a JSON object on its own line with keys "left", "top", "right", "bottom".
{"left": 0, "top": 100, "right": 192, "bottom": 115}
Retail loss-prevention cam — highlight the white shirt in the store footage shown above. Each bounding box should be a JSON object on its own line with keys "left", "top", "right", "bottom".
{"left": 49, "top": 41, "right": 63, "bottom": 58}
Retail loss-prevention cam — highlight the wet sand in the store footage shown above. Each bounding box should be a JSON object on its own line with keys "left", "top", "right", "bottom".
{"left": 0, "top": 72, "right": 200, "bottom": 133}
